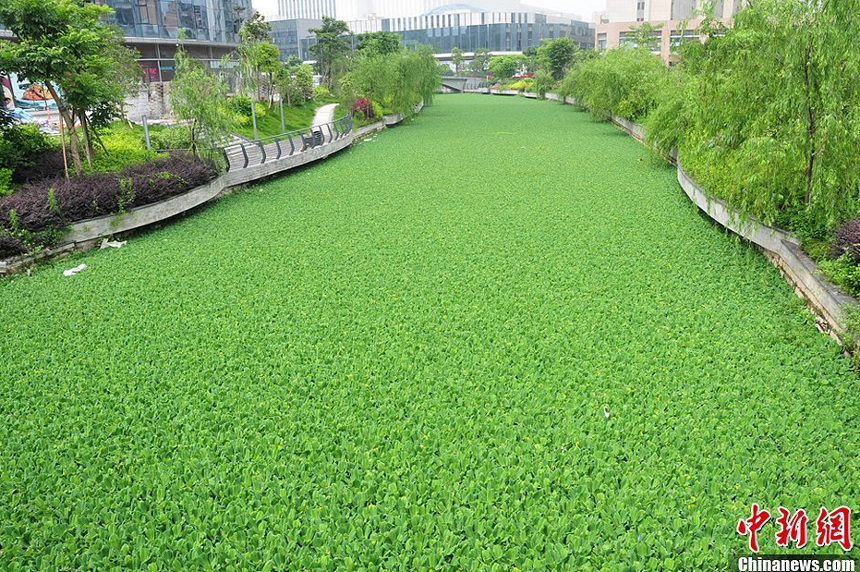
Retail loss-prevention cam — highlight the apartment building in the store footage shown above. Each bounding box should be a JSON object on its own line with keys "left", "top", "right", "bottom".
{"left": 595, "top": 0, "right": 743, "bottom": 61}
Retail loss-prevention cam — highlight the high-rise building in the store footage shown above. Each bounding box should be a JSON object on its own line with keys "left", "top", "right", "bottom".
{"left": 95, "top": 0, "right": 252, "bottom": 82}
{"left": 269, "top": 17, "right": 323, "bottom": 60}
{"left": 277, "top": 0, "right": 337, "bottom": 20}
{"left": 274, "top": 0, "right": 529, "bottom": 22}
{"left": 301, "top": 9, "right": 594, "bottom": 56}
{"left": 595, "top": 0, "right": 743, "bottom": 61}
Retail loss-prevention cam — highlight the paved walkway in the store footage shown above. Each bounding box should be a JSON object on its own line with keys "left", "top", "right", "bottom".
{"left": 312, "top": 103, "right": 338, "bottom": 126}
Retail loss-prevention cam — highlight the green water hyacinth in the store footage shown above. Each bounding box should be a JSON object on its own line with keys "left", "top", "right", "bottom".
{"left": 0, "top": 95, "right": 857, "bottom": 571}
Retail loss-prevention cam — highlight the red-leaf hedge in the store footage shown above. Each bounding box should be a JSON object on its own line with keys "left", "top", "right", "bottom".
{"left": 0, "top": 153, "right": 217, "bottom": 259}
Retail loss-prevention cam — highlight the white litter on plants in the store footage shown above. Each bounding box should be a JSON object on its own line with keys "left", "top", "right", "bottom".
{"left": 100, "top": 239, "right": 127, "bottom": 249}
{"left": 63, "top": 264, "right": 87, "bottom": 277}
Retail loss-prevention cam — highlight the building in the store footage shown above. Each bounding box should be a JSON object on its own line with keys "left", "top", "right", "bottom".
{"left": 301, "top": 9, "right": 594, "bottom": 55}
{"left": 96, "top": 0, "right": 252, "bottom": 82}
{"left": 595, "top": 0, "right": 743, "bottom": 61}
{"left": 269, "top": 17, "right": 322, "bottom": 60}
{"left": 273, "top": 0, "right": 531, "bottom": 23}
{"left": 277, "top": 0, "right": 336, "bottom": 20}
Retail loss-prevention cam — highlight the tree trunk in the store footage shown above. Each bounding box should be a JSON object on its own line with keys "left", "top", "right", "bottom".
{"left": 802, "top": 44, "right": 816, "bottom": 205}
{"left": 46, "top": 84, "right": 82, "bottom": 175}
{"left": 79, "top": 112, "right": 94, "bottom": 169}
{"left": 58, "top": 113, "right": 69, "bottom": 180}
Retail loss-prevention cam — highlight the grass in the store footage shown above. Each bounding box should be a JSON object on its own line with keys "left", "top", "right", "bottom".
{"left": 234, "top": 98, "right": 339, "bottom": 140}
{"left": 1, "top": 95, "right": 858, "bottom": 570}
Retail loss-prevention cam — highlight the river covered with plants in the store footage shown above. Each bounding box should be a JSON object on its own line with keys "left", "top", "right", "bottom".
{"left": 1, "top": 95, "right": 857, "bottom": 570}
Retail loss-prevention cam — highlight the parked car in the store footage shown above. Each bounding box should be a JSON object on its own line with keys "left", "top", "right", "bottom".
{"left": 15, "top": 98, "right": 57, "bottom": 110}
{"left": 9, "top": 107, "right": 59, "bottom": 134}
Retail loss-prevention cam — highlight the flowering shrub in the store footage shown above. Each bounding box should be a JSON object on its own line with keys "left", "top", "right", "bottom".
{"left": 352, "top": 98, "right": 374, "bottom": 119}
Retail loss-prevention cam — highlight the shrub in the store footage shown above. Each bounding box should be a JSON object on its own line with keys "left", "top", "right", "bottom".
{"left": 831, "top": 219, "right": 860, "bottom": 263}
{"left": 148, "top": 126, "right": 193, "bottom": 151}
{"left": 507, "top": 77, "right": 534, "bottom": 92}
{"left": 0, "top": 168, "right": 12, "bottom": 197}
{"left": 0, "top": 153, "right": 218, "bottom": 255}
{"left": 0, "top": 233, "right": 26, "bottom": 259}
{"left": 315, "top": 85, "right": 332, "bottom": 99}
{"left": 352, "top": 98, "right": 373, "bottom": 119}
{"left": 568, "top": 47, "right": 666, "bottom": 122}
{"left": 12, "top": 149, "right": 66, "bottom": 184}
{"left": 0, "top": 124, "right": 54, "bottom": 180}
{"left": 226, "top": 96, "right": 254, "bottom": 117}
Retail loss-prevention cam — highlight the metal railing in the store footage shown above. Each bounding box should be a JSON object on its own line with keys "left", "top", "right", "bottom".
{"left": 222, "top": 115, "right": 353, "bottom": 172}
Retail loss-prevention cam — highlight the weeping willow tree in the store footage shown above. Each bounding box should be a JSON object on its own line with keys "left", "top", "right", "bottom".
{"left": 652, "top": 0, "right": 860, "bottom": 236}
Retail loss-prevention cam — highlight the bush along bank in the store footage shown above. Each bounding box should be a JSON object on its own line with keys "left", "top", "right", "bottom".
{"left": 0, "top": 153, "right": 217, "bottom": 259}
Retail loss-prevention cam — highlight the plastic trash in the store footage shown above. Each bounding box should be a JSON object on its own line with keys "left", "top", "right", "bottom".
{"left": 63, "top": 264, "right": 87, "bottom": 277}
{"left": 100, "top": 239, "right": 126, "bottom": 249}
{"left": 603, "top": 406, "right": 610, "bottom": 420}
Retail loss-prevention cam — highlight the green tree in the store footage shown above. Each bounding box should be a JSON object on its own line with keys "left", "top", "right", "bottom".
{"left": 357, "top": 31, "right": 403, "bottom": 57}
{"left": 522, "top": 45, "right": 540, "bottom": 74}
{"left": 658, "top": 0, "right": 860, "bottom": 234}
{"left": 538, "top": 37, "right": 578, "bottom": 80}
{"left": 488, "top": 55, "right": 522, "bottom": 81}
{"left": 627, "top": 22, "right": 664, "bottom": 52}
{"left": 238, "top": 10, "right": 272, "bottom": 43}
{"left": 170, "top": 45, "right": 234, "bottom": 157}
{"left": 451, "top": 47, "right": 464, "bottom": 74}
{"left": 276, "top": 63, "right": 314, "bottom": 106}
{"left": 0, "top": 0, "right": 141, "bottom": 174}
{"left": 309, "top": 17, "right": 352, "bottom": 89}
{"left": 468, "top": 48, "right": 490, "bottom": 75}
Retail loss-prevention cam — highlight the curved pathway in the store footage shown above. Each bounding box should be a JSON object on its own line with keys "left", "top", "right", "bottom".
{"left": 311, "top": 102, "right": 338, "bottom": 126}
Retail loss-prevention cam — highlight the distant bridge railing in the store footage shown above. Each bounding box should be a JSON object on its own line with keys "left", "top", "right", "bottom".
{"left": 222, "top": 115, "right": 353, "bottom": 172}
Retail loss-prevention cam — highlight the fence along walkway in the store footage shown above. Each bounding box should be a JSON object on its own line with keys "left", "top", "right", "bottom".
{"left": 222, "top": 115, "right": 354, "bottom": 172}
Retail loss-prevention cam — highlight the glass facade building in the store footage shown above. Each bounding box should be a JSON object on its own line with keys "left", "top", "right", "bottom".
{"left": 95, "top": 0, "right": 252, "bottom": 81}
{"left": 269, "top": 18, "right": 323, "bottom": 61}
{"left": 303, "top": 12, "right": 594, "bottom": 56}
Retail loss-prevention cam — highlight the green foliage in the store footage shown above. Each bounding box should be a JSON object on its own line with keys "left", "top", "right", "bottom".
{"left": 488, "top": 55, "right": 522, "bottom": 81}
{"left": 341, "top": 44, "right": 439, "bottom": 116}
{"left": 451, "top": 46, "right": 464, "bottom": 73}
{"left": 645, "top": 0, "right": 860, "bottom": 236}
{"left": 532, "top": 70, "right": 555, "bottom": 99}
{"left": 0, "top": 96, "right": 856, "bottom": 571}
{"left": 468, "top": 48, "right": 490, "bottom": 75}
{"left": 356, "top": 31, "right": 403, "bottom": 57}
{"left": 309, "top": 17, "right": 352, "bottom": 89}
{"left": 0, "top": 0, "right": 142, "bottom": 174}
{"left": 0, "top": 124, "right": 53, "bottom": 174}
{"left": 0, "top": 168, "right": 12, "bottom": 196}
{"left": 276, "top": 63, "right": 314, "bottom": 107}
{"left": 537, "top": 37, "right": 578, "bottom": 80}
{"left": 569, "top": 47, "right": 667, "bottom": 121}
{"left": 148, "top": 126, "right": 193, "bottom": 151}
{"left": 625, "top": 22, "right": 664, "bottom": 52}
{"left": 643, "top": 66, "right": 692, "bottom": 156}
{"left": 87, "top": 122, "right": 156, "bottom": 173}
{"left": 507, "top": 77, "right": 534, "bottom": 92}
{"left": 170, "top": 46, "right": 235, "bottom": 154}
{"left": 819, "top": 255, "right": 860, "bottom": 299}
{"left": 238, "top": 10, "right": 273, "bottom": 43}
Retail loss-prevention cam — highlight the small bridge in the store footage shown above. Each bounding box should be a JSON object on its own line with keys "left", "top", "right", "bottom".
{"left": 441, "top": 77, "right": 470, "bottom": 93}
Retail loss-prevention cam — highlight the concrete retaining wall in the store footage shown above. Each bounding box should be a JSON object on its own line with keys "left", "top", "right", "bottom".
{"left": 383, "top": 100, "right": 425, "bottom": 127}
